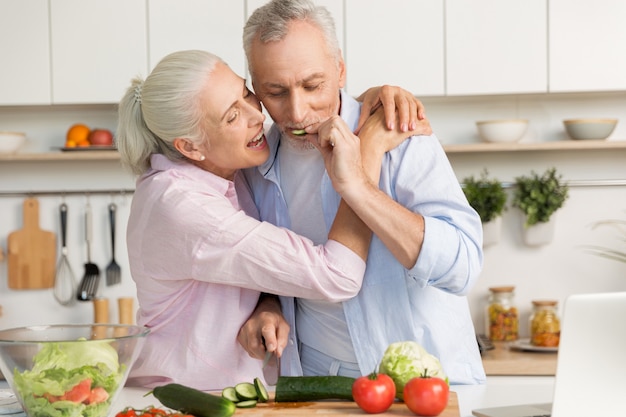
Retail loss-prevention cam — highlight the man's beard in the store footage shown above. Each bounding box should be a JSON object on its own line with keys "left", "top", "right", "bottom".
{"left": 283, "top": 133, "right": 316, "bottom": 151}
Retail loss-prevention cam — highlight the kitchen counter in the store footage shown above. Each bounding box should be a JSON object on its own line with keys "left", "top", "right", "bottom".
{"left": 481, "top": 341, "right": 558, "bottom": 376}
{"left": 113, "top": 378, "right": 556, "bottom": 417}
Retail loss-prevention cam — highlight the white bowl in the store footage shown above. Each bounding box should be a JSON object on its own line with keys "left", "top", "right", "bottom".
{"left": 563, "top": 118, "right": 618, "bottom": 140}
{"left": 476, "top": 119, "right": 528, "bottom": 143}
{"left": 0, "top": 131, "right": 26, "bottom": 154}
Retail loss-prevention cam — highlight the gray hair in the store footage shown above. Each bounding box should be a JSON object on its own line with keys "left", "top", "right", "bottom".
{"left": 116, "top": 50, "right": 223, "bottom": 176}
{"left": 243, "top": 0, "right": 341, "bottom": 77}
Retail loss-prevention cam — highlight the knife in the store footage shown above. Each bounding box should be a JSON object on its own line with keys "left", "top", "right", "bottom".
{"left": 261, "top": 338, "right": 279, "bottom": 386}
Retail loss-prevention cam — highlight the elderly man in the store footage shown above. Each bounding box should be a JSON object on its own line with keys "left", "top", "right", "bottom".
{"left": 240, "top": 0, "right": 485, "bottom": 385}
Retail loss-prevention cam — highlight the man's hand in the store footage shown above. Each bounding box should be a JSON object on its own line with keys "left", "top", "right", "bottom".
{"left": 356, "top": 85, "right": 431, "bottom": 136}
{"left": 238, "top": 295, "right": 290, "bottom": 359}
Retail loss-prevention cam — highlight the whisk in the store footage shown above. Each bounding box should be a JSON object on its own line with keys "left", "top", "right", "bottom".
{"left": 54, "top": 203, "right": 77, "bottom": 306}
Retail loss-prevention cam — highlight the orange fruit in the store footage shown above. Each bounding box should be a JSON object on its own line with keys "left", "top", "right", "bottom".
{"left": 66, "top": 124, "right": 91, "bottom": 146}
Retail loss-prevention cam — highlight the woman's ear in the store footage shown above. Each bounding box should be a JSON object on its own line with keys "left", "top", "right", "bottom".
{"left": 173, "top": 137, "right": 204, "bottom": 161}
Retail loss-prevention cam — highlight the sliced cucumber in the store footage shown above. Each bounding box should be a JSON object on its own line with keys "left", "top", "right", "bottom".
{"left": 291, "top": 129, "right": 306, "bottom": 136}
{"left": 234, "top": 382, "right": 258, "bottom": 401}
{"left": 235, "top": 400, "right": 258, "bottom": 408}
{"left": 221, "top": 386, "right": 239, "bottom": 403}
{"left": 253, "top": 377, "right": 269, "bottom": 403}
{"left": 275, "top": 375, "right": 356, "bottom": 402}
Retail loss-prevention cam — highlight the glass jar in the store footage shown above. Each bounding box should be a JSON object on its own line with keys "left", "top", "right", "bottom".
{"left": 529, "top": 300, "right": 560, "bottom": 347}
{"left": 486, "top": 286, "right": 519, "bottom": 341}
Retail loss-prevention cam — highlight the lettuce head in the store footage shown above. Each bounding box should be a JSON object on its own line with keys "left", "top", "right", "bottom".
{"left": 378, "top": 341, "right": 448, "bottom": 399}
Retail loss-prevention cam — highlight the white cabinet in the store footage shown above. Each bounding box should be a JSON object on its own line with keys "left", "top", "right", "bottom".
{"left": 148, "top": 0, "right": 245, "bottom": 76}
{"left": 446, "top": 0, "right": 547, "bottom": 96}
{"left": 0, "top": 0, "right": 51, "bottom": 105}
{"left": 549, "top": 0, "right": 626, "bottom": 92}
{"left": 344, "top": 0, "right": 444, "bottom": 97}
{"left": 50, "top": 0, "right": 148, "bottom": 104}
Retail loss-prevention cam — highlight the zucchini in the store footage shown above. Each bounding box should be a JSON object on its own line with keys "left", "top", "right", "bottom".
{"left": 151, "top": 383, "right": 236, "bottom": 417}
{"left": 274, "top": 376, "right": 356, "bottom": 402}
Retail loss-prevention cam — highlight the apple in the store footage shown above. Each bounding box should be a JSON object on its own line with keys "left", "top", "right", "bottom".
{"left": 88, "top": 129, "right": 114, "bottom": 146}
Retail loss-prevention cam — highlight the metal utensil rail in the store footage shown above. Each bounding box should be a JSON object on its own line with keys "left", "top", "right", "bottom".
{"left": 0, "top": 189, "right": 135, "bottom": 198}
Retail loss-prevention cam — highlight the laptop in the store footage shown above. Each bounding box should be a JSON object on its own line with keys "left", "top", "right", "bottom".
{"left": 472, "top": 291, "right": 626, "bottom": 417}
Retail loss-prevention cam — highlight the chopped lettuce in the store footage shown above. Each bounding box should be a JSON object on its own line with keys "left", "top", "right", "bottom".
{"left": 378, "top": 341, "right": 448, "bottom": 400}
{"left": 13, "top": 340, "right": 124, "bottom": 417}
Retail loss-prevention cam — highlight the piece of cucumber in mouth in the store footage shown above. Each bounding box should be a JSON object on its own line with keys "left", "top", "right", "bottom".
{"left": 291, "top": 129, "right": 307, "bottom": 136}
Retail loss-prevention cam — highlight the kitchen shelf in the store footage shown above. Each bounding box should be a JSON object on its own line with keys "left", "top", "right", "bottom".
{"left": 0, "top": 150, "right": 120, "bottom": 161}
{"left": 443, "top": 139, "right": 626, "bottom": 153}
{"left": 1, "top": 140, "right": 625, "bottom": 162}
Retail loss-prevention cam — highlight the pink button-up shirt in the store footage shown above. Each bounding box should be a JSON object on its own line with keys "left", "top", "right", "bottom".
{"left": 126, "top": 155, "right": 365, "bottom": 390}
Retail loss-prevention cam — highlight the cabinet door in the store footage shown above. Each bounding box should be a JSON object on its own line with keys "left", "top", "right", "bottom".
{"left": 50, "top": 0, "right": 148, "bottom": 104}
{"left": 549, "top": 0, "right": 626, "bottom": 92}
{"left": 446, "top": 0, "right": 547, "bottom": 95}
{"left": 149, "top": 0, "right": 245, "bottom": 76}
{"left": 344, "top": 0, "right": 444, "bottom": 97}
{"left": 0, "top": 0, "right": 51, "bottom": 105}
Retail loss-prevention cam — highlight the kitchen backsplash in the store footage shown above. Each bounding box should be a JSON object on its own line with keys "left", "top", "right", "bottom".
{"left": 1, "top": 92, "right": 625, "bottom": 336}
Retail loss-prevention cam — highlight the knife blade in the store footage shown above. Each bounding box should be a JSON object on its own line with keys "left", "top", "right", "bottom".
{"left": 262, "top": 350, "right": 279, "bottom": 386}
{"left": 262, "top": 350, "right": 273, "bottom": 369}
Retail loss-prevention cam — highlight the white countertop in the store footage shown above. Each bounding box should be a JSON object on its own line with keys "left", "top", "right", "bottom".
{"left": 112, "top": 376, "right": 556, "bottom": 417}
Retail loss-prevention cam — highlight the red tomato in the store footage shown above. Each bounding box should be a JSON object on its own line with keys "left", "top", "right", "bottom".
{"left": 61, "top": 378, "right": 92, "bottom": 403}
{"left": 403, "top": 376, "right": 449, "bottom": 416}
{"left": 352, "top": 373, "right": 396, "bottom": 414}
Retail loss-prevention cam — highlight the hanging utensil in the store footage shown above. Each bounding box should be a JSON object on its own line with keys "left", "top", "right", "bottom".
{"left": 105, "top": 203, "right": 121, "bottom": 285}
{"left": 54, "top": 203, "right": 77, "bottom": 305}
{"left": 76, "top": 201, "right": 100, "bottom": 301}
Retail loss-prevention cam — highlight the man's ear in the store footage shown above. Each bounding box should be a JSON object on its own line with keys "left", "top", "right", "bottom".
{"left": 337, "top": 53, "right": 346, "bottom": 89}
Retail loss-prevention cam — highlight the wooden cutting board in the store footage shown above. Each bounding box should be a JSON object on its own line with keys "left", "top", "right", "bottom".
{"left": 232, "top": 392, "right": 459, "bottom": 416}
{"left": 7, "top": 197, "right": 56, "bottom": 289}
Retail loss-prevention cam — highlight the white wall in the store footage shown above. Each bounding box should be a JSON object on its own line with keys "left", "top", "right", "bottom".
{"left": 1, "top": 92, "right": 625, "bottom": 336}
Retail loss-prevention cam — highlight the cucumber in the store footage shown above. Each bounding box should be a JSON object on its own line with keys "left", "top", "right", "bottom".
{"left": 151, "top": 383, "right": 236, "bottom": 417}
{"left": 234, "top": 382, "right": 258, "bottom": 401}
{"left": 274, "top": 376, "right": 356, "bottom": 402}
{"left": 221, "top": 387, "right": 239, "bottom": 403}
{"left": 235, "top": 400, "right": 258, "bottom": 408}
{"left": 253, "top": 377, "right": 269, "bottom": 403}
{"left": 291, "top": 129, "right": 307, "bottom": 136}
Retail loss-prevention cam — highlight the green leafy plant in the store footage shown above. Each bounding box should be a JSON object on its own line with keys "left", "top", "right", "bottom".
{"left": 584, "top": 217, "right": 626, "bottom": 264}
{"left": 462, "top": 170, "right": 507, "bottom": 223}
{"left": 512, "top": 168, "right": 569, "bottom": 228}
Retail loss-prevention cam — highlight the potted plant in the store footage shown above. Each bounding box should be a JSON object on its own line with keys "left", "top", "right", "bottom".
{"left": 462, "top": 170, "right": 507, "bottom": 246}
{"left": 512, "top": 167, "right": 569, "bottom": 246}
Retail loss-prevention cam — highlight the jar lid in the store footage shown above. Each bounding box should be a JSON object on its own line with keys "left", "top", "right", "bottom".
{"left": 532, "top": 299, "right": 558, "bottom": 306}
{"left": 489, "top": 286, "right": 515, "bottom": 293}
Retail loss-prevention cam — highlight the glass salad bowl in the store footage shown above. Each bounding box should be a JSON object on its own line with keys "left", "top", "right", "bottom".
{"left": 0, "top": 324, "right": 149, "bottom": 417}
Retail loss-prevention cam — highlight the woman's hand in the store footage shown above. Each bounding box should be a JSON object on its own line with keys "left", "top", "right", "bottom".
{"left": 237, "top": 295, "right": 289, "bottom": 359}
{"left": 358, "top": 106, "right": 421, "bottom": 155}
{"left": 356, "top": 85, "right": 432, "bottom": 136}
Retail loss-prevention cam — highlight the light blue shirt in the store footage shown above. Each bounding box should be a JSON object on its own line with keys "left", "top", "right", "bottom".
{"left": 243, "top": 91, "right": 486, "bottom": 385}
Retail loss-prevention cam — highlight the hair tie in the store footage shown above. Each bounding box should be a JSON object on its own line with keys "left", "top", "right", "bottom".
{"left": 134, "top": 84, "right": 143, "bottom": 104}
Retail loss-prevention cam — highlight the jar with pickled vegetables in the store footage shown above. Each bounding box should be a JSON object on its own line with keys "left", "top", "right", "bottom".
{"left": 486, "top": 286, "right": 519, "bottom": 341}
{"left": 530, "top": 300, "right": 560, "bottom": 347}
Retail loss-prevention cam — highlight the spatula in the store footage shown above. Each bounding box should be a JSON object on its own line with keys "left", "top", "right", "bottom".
{"left": 77, "top": 202, "right": 100, "bottom": 301}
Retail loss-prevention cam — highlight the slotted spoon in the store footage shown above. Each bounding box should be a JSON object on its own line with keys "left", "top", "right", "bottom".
{"left": 105, "top": 203, "right": 121, "bottom": 285}
{"left": 54, "top": 203, "right": 77, "bottom": 305}
{"left": 76, "top": 201, "right": 100, "bottom": 301}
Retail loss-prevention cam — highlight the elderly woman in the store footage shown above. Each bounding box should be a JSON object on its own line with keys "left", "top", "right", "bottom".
{"left": 115, "top": 49, "right": 420, "bottom": 390}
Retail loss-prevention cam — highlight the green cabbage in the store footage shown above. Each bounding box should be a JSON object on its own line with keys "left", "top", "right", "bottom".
{"left": 378, "top": 341, "right": 448, "bottom": 399}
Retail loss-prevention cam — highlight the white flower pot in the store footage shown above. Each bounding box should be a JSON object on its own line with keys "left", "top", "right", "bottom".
{"left": 523, "top": 216, "right": 557, "bottom": 246}
{"left": 482, "top": 217, "right": 502, "bottom": 247}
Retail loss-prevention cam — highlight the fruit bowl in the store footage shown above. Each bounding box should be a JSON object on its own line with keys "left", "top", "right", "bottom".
{"left": 476, "top": 119, "right": 528, "bottom": 143}
{"left": 0, "top": 324, "right": 149, "bottom": 417}
{"left": 0, "top": 132, "right": 26, "bottom": 154}
{"left": 563, "top": 118, "right": 618, "bottom": 140}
